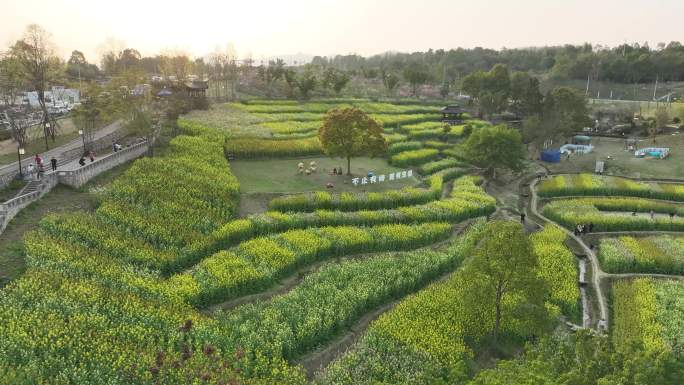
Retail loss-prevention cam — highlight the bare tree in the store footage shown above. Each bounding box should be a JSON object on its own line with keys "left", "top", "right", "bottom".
{"left": 11, "top": 24, "right": 63, "bottom": 150}
{"left": 6, "top": 109, "right": 31, "bottom": 176}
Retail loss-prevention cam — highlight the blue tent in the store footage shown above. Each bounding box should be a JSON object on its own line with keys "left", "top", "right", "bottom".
{"left": 541, "top": 149, "right": 561, "bottom": 163}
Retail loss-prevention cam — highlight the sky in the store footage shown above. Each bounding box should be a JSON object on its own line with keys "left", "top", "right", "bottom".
{"left": 2, "top": 0, "right": 683, "bottom": 63}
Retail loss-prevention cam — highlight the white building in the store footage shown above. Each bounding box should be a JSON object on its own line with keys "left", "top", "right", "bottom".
{"left": 24, "top": 86, "right": 81, "bottom": 108}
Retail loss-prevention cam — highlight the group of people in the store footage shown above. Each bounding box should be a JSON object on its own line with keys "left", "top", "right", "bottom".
{"left": 26, "top": 154, "right": 58, "bottom": 181}
{"left": 78, "top": 151, "right": 96, "bottom": 167}
{"left": 330, "top": 167, "right": 345, "bottom": 175}
{"left": 574, "top": 222, "right": 594, "bottom": 236}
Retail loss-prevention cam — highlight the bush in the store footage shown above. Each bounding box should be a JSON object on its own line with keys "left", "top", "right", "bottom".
{"left": 419, "top": 158, "right": 463, "bottom": 175}
{"left": 390, "top": 149, "right": 440, "bottom": 167}
{"left": 224, "top": 137, "right": 322, "bottom": 158}
{"left": 269, "top": 187, "right": 440, "bottom": 213}
{"left": 388, "top": 141, "right": 423, "bottom": 155}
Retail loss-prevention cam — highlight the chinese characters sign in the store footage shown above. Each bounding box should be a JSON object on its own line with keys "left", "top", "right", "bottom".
{"left": 351, "top": 170, "right": 413, "bottom": 186}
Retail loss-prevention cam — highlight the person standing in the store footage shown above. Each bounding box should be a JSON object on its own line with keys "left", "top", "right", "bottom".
{"left": 89, "top": 151, "right": 95, "bottom": 163}
{"left": 50, "top": 157, "right": 58, "bottom": 172}
{"left": 520, "top": 212, "right": 526, "bottom": 224}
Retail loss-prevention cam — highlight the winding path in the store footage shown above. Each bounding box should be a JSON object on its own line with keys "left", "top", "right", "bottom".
{"left": 527, "top": 177, "right": 684, "bottom": 332}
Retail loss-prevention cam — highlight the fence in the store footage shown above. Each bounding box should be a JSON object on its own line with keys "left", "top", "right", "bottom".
{"left": 0, "top": 173, "right": 58, "bottom": 235}
{"left": 57, "top": 140, "right": 148, "bottom": 188}
{"left": 0, "top": 140, "right": 148, "bottom": 236}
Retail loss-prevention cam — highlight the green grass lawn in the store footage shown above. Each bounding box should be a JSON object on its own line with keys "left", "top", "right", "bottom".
{"left": 231, "top": 156, "right": 421, "bottom": 193}
{"left": 542, "top": 134, "right": 684, "bottom": 179}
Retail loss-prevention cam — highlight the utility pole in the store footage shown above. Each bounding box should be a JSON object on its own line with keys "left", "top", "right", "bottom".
{"left": 585, "top": 73, "right": 590, "bottom": 96}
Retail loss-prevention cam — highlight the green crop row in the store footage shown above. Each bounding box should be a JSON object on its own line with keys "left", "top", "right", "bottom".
{"left": 212, "top": 239, "right": 470, "bottom": 360}
{"left": 315, "top": 220, "right": 488, "bottom": 385}
{"left": 224, "top": 137, "right": 322, "bottom": 158}
{"left": 419, "top": 158, "right": 464, "bottom": 175}
{"left": 317, "top": 219, "right": 579, "bottom": 384}
{"left": 177, "top": 222, "right": 453, "bottom": 307}
{"left": 538, "top": 174, "right": 684, "bottom": 202}
{"left": 599, "top": 236, "right": 684, "bottom": 275}
{"left": 543, "top": 198, "right": 684, "bottom": 232}
{"left": 209, "top": 176, "right": 494, "bottom": 253}
{"left": 388, "top": 141, "right": 423, "bottom": 155}
{"left": 390, "top": 149, "right": 440, "bottom": 167}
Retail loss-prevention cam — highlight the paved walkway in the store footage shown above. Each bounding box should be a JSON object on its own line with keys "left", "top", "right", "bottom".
{"left": 0, "top": 120, "right": 122, "bottom": 176}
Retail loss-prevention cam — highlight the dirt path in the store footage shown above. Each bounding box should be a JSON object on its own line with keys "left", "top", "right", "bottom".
{"left": 298, "top": 300, "right": 398, "bottom": 380}
{"left": 528, "top": 177, "right": 684, "bottom": 332}
{"left": 294, "top": 220, "right": 476, "bottom": 380}
{"left": 528, "top": 178, "right": 610, "bottom": 331}
{"left": 204, "top": 219, "right": 474, "bottom": 314}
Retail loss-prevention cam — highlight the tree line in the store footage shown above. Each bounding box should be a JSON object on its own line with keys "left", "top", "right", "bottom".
{"left": 312, "top": 42, "right": 684, "bottom": 86}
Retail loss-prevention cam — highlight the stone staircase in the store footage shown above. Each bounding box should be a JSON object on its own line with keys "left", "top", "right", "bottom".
{"left": 15, "top": 179, "right": 44, "bottom": 197}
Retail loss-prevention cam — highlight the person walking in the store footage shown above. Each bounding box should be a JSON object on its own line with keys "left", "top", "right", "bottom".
{"left": 27, "top": 163, "right": 35, "bottom": 180}
{"left": 37, "top": 162, "right": 44, "bottom": 180}
{"left": 520, "top": 212, "right": 526, "bottom": 224}
{"left": 650, "top": 210, "right": 655, "bottom": 220}
{"left": 50, "top": 157, "right": 57, "bottom": 172}
{"left": 89, "top": 151, "right": 95, "bottom": 163}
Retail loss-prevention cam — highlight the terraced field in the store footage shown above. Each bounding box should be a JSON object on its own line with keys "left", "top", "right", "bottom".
{"left": 534, "top": 173, "right": 684, "bottom": 359}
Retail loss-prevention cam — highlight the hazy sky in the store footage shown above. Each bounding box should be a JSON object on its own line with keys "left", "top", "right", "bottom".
{"left": 2, "top": 0, "right": 683, "bottom": 63}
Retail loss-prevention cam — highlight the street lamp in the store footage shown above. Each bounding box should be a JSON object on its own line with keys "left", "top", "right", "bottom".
{"left": 18, "top": 147, "right": 25, "bottom": 177}
{"left": 78, "top": 129, "right": 85, "bottom": 153}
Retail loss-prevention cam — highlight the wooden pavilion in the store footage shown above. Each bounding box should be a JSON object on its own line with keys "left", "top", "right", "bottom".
{"left": 441, "top": 105, "right": 466, "bottom": 124}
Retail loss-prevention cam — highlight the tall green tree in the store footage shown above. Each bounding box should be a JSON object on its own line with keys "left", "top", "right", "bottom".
{"left": 470, "top": 330, "right": 684, "bottom": 385}
{"left": 403, "top": 64, "right": 431, "bottom": 96}
{"left": 318, "top": 107, "right": 386, "bottom": 175}
{"left": 382, "top": 70, "right": 400, "bottom": 95}
{"left": 462, "top": 125, "right": 526, "bottom": 178}
{"left": 322, "top": 68, "right": 350, "bottom": 94}
{"left": 510, "top": 71, "right": 543, "bottom": 116}
{"left": 461, "top": 221, "right": 547, "bottom": 343}
{"left": 462, "top": 64, "right": 511, "bottom": 118}
{"left": 542, "top": 87, "right": 591, "bottom": 138}
{"left": 296, "top": 69, "right": 317, "bottom": 99}
{"left": 257, "top": 59, "right": 285, "bottom": 97}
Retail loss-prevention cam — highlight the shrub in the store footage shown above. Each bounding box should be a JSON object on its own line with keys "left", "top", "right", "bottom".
{"left": 388, "top": 141, "right": 423, "bottom": 155}
{"left": 224, "top": 137, "right": 322, "bottom": 158}
{"left": 390, "top": 149, "right": 440, "bottom": 167}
